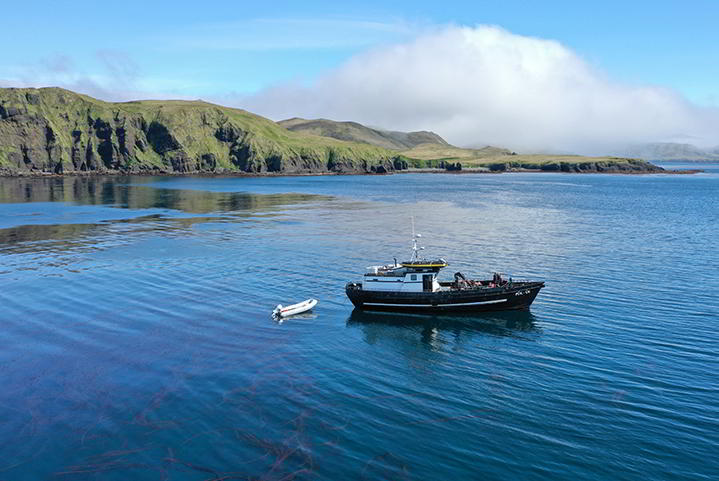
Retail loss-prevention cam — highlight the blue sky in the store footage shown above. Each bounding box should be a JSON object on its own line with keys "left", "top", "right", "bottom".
{"left": 2, "top": 1, "right": 719, "bottom": 151}
{"left": 3, "top": 0, "right": 718, "bottom": 104}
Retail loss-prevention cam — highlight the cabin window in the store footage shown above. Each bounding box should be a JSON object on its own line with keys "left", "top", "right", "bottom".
{"left": 410, "top": 274, "right": 417, "bottom": 280}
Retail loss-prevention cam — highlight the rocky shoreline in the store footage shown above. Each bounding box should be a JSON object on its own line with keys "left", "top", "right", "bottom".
{"left": 402, "top": 166, "right": 700, "bottom": 175}
{"left": 0, "top": 165, "right": 699, "bottom": 179}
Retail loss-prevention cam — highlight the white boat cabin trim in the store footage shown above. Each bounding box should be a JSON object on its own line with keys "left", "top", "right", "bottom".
{"left": 363, "top": 264, "right": 444, "bottom": 293}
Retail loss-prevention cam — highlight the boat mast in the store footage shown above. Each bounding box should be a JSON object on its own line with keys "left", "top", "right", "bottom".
{"left": 411, "top": 216, "right": 423, "bottom": 261}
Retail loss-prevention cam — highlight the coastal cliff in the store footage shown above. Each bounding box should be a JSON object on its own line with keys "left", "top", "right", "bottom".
{"left": 0, "top": 87, "right": 665, "bottom": 176}
{"left": 0, "top": 88, "right": 402, "bottom": 176}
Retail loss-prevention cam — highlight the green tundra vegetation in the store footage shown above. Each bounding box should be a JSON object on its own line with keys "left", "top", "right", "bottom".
{"left": 0, "top": 87, "right": 663, "bottom": 175}
{"left": 278, "top": 117, "right": 449, "bottom": 150}
{"left": 280, "top": 118, "right": 664, "bottom": 173}
{"left": 0, "top": 87, "right": 401, "bottom": 175}
{"left": 399, "top": 143, "right": 663, "bottom": 172}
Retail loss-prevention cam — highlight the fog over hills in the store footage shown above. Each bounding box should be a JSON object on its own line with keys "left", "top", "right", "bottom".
{"left": 5, "top": 25, "right": 718, "bottom": 156}
{"left": 243, "top": 25, "right": 719, "bottom": 155}
{"left": 620, "top": 143, "right": 719, "bottom": 162}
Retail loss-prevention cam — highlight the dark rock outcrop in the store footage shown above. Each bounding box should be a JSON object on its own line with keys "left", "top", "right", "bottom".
{"left": 438, "top": 160, "right": 462, "bottom": 171}
{"left": 0, "top": 87, "right": 401, "bottom": 176}
{"left": 486, "top": 158, "right": 664, "bottom": 173}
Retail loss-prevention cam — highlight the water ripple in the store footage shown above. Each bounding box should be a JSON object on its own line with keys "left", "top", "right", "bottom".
{"left": 0, "top": 173, "right": 717, "bottom": 480}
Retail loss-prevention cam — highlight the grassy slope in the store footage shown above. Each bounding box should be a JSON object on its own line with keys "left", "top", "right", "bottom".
{"left": 278, "top": 117, "right": 448, "bottom": 150}
{"left": 277, "top": 120, "right": 662, "bottom": 172}
{"left": 400, "top": 144, "right": 513, "bottom": 165}
{"left": 400, "top": 143, "right": 662, "bottom": 172}
{"left": 119, "top": 100, "right": 394, "bottom": 169}
{"left": 0, "top": 87, "right": 663, "bottom": 174}
{"left": 0, "top": 88, "right": 396, "bottom": 174}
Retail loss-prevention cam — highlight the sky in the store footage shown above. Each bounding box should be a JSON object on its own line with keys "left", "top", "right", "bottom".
{"left": 2, "top": 0, "right": 719, "bottom": 153}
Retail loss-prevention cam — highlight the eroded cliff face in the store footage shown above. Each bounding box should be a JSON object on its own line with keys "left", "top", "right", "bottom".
{"left": 0, "top": 88, "right": 400, "bottom": 176}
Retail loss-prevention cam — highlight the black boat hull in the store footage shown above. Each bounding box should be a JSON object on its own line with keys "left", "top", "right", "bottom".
{"left": 345, "top": 281, "right": 544, "bottom": 313}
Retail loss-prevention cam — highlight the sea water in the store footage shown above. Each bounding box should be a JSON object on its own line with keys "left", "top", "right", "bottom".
{"left": 0, "top": 169, "right": 717, "bottom": 480}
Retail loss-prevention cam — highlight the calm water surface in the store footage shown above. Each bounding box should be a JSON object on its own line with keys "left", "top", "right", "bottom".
{"left": 0, "top": 169, "right": 717, "bottom": 480}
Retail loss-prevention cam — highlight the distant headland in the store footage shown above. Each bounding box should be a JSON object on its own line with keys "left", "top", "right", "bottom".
{"left": 0, "top": 87, "right": 675, "bottom": 176}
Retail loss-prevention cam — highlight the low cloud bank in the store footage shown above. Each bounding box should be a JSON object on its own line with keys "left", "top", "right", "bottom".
{"left": 4, "top": 25, "right": 717, "bottom": 154}
{"left": 1, "top": 51, "right": 182, "bottom": 103}
{"left": 241, "top": 25, "right": 719, "bottom": 154}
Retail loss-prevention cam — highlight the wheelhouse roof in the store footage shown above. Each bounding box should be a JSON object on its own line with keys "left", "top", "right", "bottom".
{"left": 400, "top": 259, "right": 448, "bottom": 268}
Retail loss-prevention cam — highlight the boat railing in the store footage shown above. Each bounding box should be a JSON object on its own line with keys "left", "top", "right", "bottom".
{"left": 364, "top": 265, "right": 406, "bottom": 277}
{"left": 440, "top": 278, "right": 537, "bottom": 291}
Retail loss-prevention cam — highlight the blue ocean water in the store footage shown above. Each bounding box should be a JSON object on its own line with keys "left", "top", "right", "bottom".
{"left": 0, "top": 169, "right": 717, "bottom": 480}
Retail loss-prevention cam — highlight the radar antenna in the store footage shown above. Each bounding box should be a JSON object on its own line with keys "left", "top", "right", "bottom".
{"left": 411, "top": 216, "right": 425, "bottom": 261}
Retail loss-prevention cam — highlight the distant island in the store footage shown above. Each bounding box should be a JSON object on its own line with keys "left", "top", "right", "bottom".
{"left": 621, "top": 142, "right": 719, "bottom": 162}
{"left": 0, "top": 87, "right": 668, "bottom": 176}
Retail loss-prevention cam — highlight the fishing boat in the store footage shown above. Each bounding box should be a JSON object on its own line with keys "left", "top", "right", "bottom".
{"left": 345, "top": 226, "right": 544, "bottom": 313}
{"left": 273, "top": 298, "right": 318, "bottom": 319}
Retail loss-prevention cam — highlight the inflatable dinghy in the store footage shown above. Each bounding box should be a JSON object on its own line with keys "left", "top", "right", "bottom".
{"left": 273, "top": 299, "right": 318, "bottom": 319}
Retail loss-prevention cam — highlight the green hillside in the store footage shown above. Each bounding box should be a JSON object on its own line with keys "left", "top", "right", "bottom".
{"left": 401, "top": 143, "right": 664, "bottom": 173}
{"left": 278, "top": 120, "right": 664, "bottom": 173}
{"left": 278, "top": 117, "right": 448, "bottom": 150}
{"left": 0, "top": 88, "right": 401, "bottom": 175}
{"left": 0, "top": 87, "right": 664, "bottom": 176}
{"left": 400, "top": 143, "right": 514, "bottom": 162}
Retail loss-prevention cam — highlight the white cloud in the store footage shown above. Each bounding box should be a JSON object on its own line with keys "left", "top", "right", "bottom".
{"left": 0, "top": 52, "right": 194, "bottom": 102}
{"left": 4, "top": 25, "right": 718, "bottom": 154}
{"left": 240, "top": 25, "right": 719, "bottom": 153}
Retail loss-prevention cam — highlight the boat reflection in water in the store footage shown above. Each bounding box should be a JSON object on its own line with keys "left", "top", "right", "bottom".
{"left": 346, "top": 308, "right": 541, "bottom": 351}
